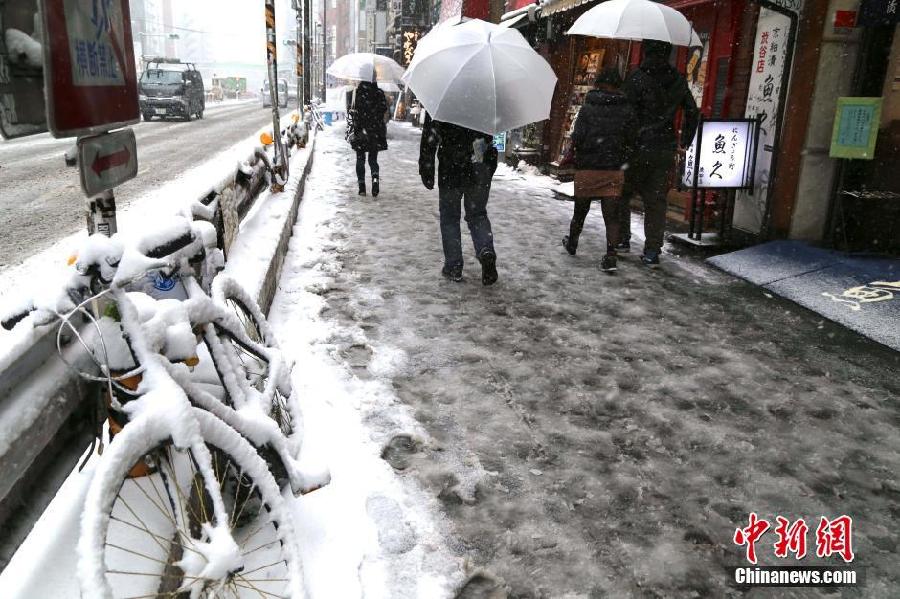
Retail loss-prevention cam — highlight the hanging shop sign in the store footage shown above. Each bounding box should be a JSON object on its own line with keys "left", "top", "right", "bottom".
{"left": 829, "top": 97, "right": 883, "bottom": 160}
{"left": 732, "top": 6, "right": 796, "bottom": 235}
{"left": 0, "top": 0, "right": 48, "bottom": 139}
{"left": 401, "top": 29, "right": 420, "bottom": 67}
{"left": 682, "top": 119, "right": 759, "bottom": 190}
{"left": 493, "top": 132, "right": 507, "bottom": 152}
{"left": 41, "top": 0, "right": 140, "bottom": 137}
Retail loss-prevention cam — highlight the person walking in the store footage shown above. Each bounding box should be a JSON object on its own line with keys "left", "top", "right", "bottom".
{"left": 419, "top": 113, "right": 499, "bottom": 286}
{"left": 622, "top": 39, "right": 699, "bottom": 266}
{"left": 346, "top": 78, "right": 388, "bottom": 197}
{"left": 562, "top": 68, "right": 637, "bottom": 274}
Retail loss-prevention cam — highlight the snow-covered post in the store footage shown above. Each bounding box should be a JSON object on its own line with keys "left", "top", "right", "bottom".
{"left": 265, "top": 0, "right": 289, "bottom": 187}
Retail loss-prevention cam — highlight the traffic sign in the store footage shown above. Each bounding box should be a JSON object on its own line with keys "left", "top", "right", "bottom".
{"left": 41, "top": 0, "right": 140, "bottom": 137}
{"left": 77, "top": 128, "right": 138, "bottom": 197}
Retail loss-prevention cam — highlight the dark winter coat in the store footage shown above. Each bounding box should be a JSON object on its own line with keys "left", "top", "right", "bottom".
{"left": 347, "top": 81, "right": 388, "bottom": 152}
{"left": 623, "top": 59, "right": 700, "bottom": 153}
{"left": 571, "top": 89, "right": 638, "bottom": 170}
{"left": 419, "top": 113, "right": 498, "bottom": 189}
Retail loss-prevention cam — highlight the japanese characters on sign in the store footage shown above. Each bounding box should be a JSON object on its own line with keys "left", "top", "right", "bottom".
{"left": 733, "top": 7, "right": 794, "bottom": 234}
{"left": 402, "top": 30, "right": 420, "bottom": 67}
{"left": 682, "top": 120, "right": 757, "bottom": 189}
{"left": 42, "top": 0, "right": 139, "bottom": 137}
{"left": 493, "top": 132, "right": 507, "bottom": 152}
{"left": 829, "top": 97, "right": 883, "bottom": 160}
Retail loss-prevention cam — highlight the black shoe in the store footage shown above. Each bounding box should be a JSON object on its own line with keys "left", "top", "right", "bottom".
{"left": 441, "top": 265, "right": 463, "bottom": 282}
{"left": 600, "top": 254, "right": 618, "bottom": 273}
{"left": 561, "top": 236, "right": 577, "bottom": 256}
{"left": 479, "top": 250, "right": 498, "bottom": 286}
{"left": 615, "top": 241, "right": 631, "bottom": 253}
{"left": 372, "top": 177, "right": 380, "bottom": 197}
{"left": 358, "top": 180, "right": 366, "bottom": 196}
{"left": 640, "top": 250, "right": 660, "bottom": 267}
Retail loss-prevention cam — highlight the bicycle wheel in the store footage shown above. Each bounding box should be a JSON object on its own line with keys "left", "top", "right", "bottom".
{"left": 210, "top": 277, "right": 295, "bottom": 436}
{"left": 79, "top": 408, "right": 304, "bottom": 598}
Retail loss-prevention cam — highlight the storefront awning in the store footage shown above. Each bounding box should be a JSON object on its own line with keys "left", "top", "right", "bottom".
{"left": 541, "top": 0, "right": 594, "bottom": 17}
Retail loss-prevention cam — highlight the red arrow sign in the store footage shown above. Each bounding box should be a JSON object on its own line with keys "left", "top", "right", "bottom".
{"left": 92, "top": 147, "right": 131, "bottom": 176}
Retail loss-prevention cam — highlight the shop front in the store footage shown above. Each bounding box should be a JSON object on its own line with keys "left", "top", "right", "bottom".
{"left": 829, "top": 2, "right": 900, "bottom": 253}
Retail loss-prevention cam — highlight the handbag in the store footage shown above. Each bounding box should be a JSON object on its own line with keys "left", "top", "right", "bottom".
{"left": 346, "top": 88, "right": 364, "bottom": 147}
{"left": 574, "top": 169, "right": 625, "bottom": 199}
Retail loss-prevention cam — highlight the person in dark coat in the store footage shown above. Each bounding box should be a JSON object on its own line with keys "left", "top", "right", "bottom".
{"left": 563, "top": 68, "right": 638, "bottom": 273}
{"left": 347, "top": 79, "right": 388, "bottom": 196}
{"left": 622, "top": 39, "right": 699, "bottom": 266}
{"left": 419, "top": 113, "right": 498, "bottom": 285}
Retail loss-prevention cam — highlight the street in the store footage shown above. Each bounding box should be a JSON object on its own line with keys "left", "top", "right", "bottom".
{"left": 270, "top": 122, "right": 900, "bottom": 598}
{"left": 0, "top": 100, "right": 273, "bottom": 269}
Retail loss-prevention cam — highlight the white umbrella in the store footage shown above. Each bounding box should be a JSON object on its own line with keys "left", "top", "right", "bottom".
{"left": 402, "top": 19, "right": 557, "bottom": 135}
{"left": 567, "top": 0, "right": 702, "bottom": 47}
{"left": 378, "top": 81, "right": 401, "bottom": 93}
{"left": 326, "top": 52, "right": 405, "bottom": 83}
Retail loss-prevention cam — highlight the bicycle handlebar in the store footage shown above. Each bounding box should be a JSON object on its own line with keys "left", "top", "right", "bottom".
{"left": 1, "top": 303, "right": 34, "bottom": 331}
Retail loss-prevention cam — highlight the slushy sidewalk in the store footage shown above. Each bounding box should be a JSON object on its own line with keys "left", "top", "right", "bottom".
{"left": 271, "top": 121, "right": 900, "bottom": 598}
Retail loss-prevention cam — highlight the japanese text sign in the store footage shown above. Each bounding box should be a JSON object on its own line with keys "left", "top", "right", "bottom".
{"left": 829, "top": 97, "right": 882, "bottom": 160}
{"left": 683, "top": 119, "right": 758, "bottom": 189}
{"left": 41, "top": 0, "right": 140, "bottom": 137}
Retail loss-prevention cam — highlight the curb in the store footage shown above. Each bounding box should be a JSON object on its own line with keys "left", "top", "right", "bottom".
{"left": 257, "top": 132, "right": 317, "bottom": 315}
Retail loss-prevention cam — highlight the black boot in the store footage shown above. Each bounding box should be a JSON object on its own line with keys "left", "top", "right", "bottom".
{"left": 561, "top": 235, "right": 577, "bottom": 256}
{"left": 479, "top": 250, "right": 498, "bottom": 286}
{"left": 358, "top": 180, "right": 366, "bottom": 196}
{"left": 372, "top": 176, "right": 380, "bottom": 197}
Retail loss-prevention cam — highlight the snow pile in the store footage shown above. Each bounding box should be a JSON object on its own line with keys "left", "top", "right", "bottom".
{"left": 4, "top": 28, "right": 42, "bottom": 69}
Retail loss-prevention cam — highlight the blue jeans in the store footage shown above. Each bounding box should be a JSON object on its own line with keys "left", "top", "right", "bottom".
{"left": 438, "top": 164, "right": 495, "bottom": 269}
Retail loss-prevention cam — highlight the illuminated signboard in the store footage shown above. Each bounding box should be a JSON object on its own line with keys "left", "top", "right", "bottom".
{"left": 682, "top": 119, "right": 758, "bottom": 190}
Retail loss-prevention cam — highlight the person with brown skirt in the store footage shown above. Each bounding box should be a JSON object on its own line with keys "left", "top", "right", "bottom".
{"left": 562, "top": 68, "right": 637, "bottom": 273}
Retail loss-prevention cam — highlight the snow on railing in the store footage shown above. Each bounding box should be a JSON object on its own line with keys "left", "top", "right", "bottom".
{"left": 0, "top": 125, "right": 311, "bottom": 568}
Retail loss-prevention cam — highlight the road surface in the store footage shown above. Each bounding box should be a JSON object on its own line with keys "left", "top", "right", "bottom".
{"left": 0, "top": 100, "right": 274, "bottom": 269}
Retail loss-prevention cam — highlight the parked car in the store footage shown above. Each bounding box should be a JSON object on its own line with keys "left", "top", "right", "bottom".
{"left": 262, "top": 78, "right": 289, "bottom": 108}
{"left": 139, "top": 59, "right": 206, "bottom": 122}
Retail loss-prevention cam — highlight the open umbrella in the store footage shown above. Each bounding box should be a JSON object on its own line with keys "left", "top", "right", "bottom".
{"left": 567, "top": 0, "right": 702, "bottom": 47}
{"left": 402, "top": 19, "right": 557, "bottom": 135}
{"left": 326, "top": 52, "right": 405, "bottom": 83}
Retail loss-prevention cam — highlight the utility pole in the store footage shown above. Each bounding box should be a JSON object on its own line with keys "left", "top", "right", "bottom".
{"left": 291, "top": 0, "right": 304, "bottom": 109}
{"left": 322, "top": 0, "right": 327, "bottom": 101}
{"left": 303, "top": 0, "right": 311, "bottom": 105}
{"left": 265, "top": 0, "right": 289, "bottom": 185}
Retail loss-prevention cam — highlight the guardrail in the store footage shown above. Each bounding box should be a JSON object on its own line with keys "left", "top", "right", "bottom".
{"left": 0, "top": 129, "right": 317, "bottom": 568}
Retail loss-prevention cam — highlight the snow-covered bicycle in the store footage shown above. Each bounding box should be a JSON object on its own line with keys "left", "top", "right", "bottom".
{"left": 3, "top": 218, "right": 327, "bottom": 598}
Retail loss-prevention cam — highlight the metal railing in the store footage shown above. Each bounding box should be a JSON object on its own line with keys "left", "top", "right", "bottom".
{"left": 0, "top": 131, "right": 316, "bottom": 567}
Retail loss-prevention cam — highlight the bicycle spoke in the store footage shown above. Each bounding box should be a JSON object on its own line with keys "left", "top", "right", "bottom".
{"left": 233, "top": 579, "right": 285, "bottom": 599}
{"left": 241, "top": 538, "right": 281, "bottom": 557}
{"left": 238, "top": 558, "right": 287, "bottom": 577}
{"left": 105, "top": 542, "right": 170, "bottom": 566}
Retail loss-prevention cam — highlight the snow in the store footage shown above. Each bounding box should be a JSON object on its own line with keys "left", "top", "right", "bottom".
{"left": 0, "top": 116, "right": 294, "bottom": 360}
{"left": 4, "top": 28, "right": 42, "bottom": 69}
{"left": 265, "top": 126, "right": 470, "bottom": 597}
{"left": 263, "top": 121, "right": 900, "bottom": 597}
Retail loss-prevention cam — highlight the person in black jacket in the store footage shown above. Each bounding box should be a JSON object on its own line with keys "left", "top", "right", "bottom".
{"left": 347, "top": 79, "right": 388, "bottom": 196}
{"left": 622, "top": 40, "right": 699, "bottom": 266}
{"left": 419, "top": 113, "right": 498, "bottom": 285}
{"left": 563, "top": 68, "right": 637, "bottom": 273}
